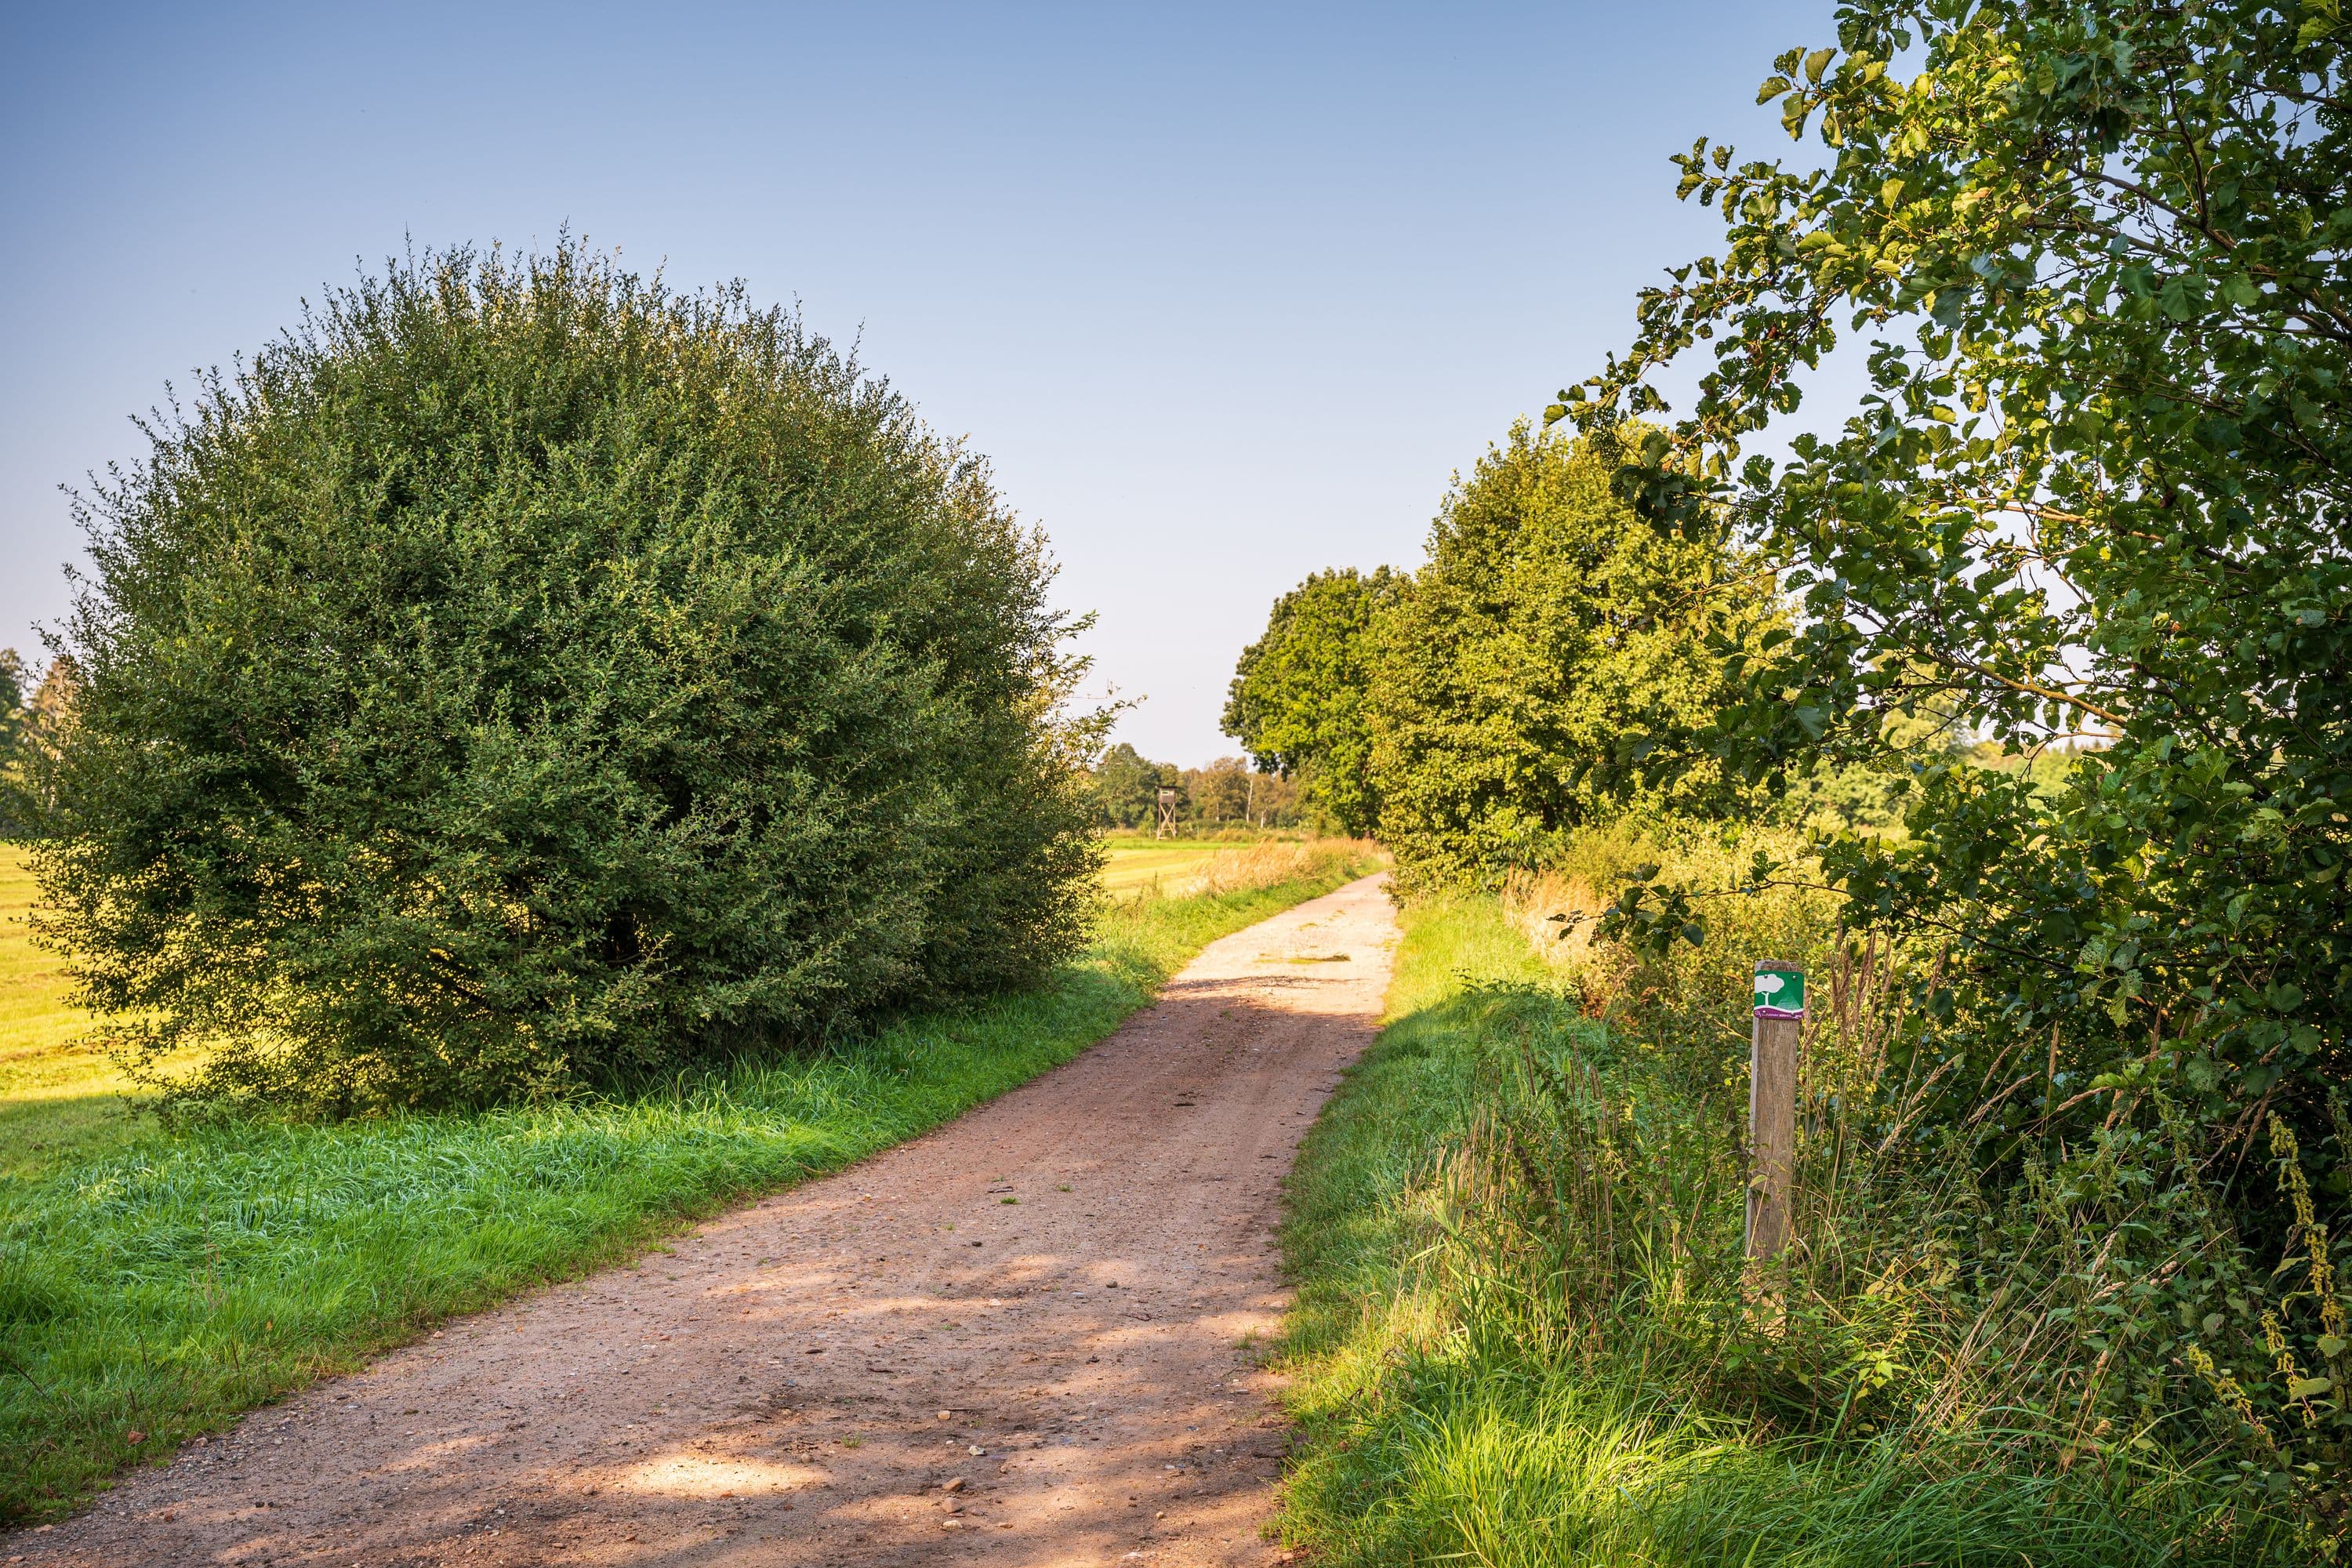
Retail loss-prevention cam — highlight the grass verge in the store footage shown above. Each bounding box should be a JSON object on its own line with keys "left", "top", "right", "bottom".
{"left": 1272, "top": 893, "right": 2270, "bottom": 1567}
{"left": 0, "top": 845, "right": 1377, "bottom": 1523}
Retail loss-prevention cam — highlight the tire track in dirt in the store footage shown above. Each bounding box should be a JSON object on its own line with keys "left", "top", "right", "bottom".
{"left": 13, "top": 873, "right": 1397, "bottom": 1568}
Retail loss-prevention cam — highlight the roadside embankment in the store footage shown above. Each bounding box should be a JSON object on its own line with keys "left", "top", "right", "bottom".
{"left": 1272, "top": 892, "right": 2275, "bottom": 1567}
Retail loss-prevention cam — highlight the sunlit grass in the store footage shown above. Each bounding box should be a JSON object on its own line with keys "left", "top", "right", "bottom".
{"left": 1272, "top": 894, "right": 2269, "bottom": 1567}
{"left": 0, "top": 842, "right": 1377, "bottom": 1523}
{"left": 1097, "top": 833, "right": 1231, "bottom": 894}
{"left": 0, "top": 847, "right": 145, "bottom": 1182}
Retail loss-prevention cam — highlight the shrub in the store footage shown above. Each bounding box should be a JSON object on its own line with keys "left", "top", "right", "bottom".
{"left": 35, "top": 242, "right": 1100, "bottom": 1113}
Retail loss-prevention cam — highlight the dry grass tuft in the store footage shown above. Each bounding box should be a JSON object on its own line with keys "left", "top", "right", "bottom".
{"left": 1499, "top": 868, "right": 1609, "bottom": 960}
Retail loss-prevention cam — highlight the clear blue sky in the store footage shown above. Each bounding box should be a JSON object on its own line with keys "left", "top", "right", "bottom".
{"left": 2, "top": 1, "right": 1833, "bottom": 764}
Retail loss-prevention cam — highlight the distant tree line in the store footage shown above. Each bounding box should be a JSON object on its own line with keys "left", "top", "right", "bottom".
{"left": 0, "top": 650, "right": 81, "bottom": 837}
{"left": 1081, "top": 743, "right": 1304, "bottom": 833}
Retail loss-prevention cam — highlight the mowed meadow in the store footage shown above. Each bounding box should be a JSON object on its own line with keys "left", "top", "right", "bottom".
{"left": 0, "top": 836, "right": 1379, "bottom": 1521}
{"left": 0, "top": 849, "right": 134, "bottom": 1183}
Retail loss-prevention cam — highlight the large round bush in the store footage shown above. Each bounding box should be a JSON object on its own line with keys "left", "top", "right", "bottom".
{"left": 39, "top": 245, "right": 1100, "bottom": 1112}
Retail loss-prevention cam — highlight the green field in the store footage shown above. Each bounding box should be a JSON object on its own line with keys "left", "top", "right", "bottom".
{"left": 0, "top": 840, "right": 1374, "bottom": 1523}
{"left": 1272, "top": 894, "right": 2259, "bottom": 1567}
{"left": 0, "top": 849, "right": 136, "bottom": 1183}
{"left": 1094, "top": 829, "right": 1321, "bottom": 895}
{"left": 1096, "top": 833, "right": 1229, "bottom": 895}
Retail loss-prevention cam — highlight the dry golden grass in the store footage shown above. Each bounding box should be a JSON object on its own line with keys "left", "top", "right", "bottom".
{"left": 1498, "top": 866, "right": 1610, "bottom": 964}
{"left": 1164, "top": 838, "right": 1384, "bottom": 899}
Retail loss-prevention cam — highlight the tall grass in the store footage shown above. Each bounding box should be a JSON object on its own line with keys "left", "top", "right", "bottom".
{"left": 0, "top": 842, "right": 1377, "bottom": 1523}
{"left": 1274, "top": 891, "right": 2296, "bottom": 1565}
{"left": 1504, "top": 822, "right": 2351, "bottom": 1541}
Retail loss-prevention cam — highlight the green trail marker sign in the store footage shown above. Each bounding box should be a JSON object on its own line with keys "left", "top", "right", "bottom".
{"left": 1753, "top": 966, "right": 1805, "bottom": 1021}
{"left": 1748, "top": 960, "right": 1804, "bottom": 1262}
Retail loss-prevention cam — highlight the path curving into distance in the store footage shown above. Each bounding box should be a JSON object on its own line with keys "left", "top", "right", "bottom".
{"left": 16, "top": 873, "right": 1398, "bottom": 1568}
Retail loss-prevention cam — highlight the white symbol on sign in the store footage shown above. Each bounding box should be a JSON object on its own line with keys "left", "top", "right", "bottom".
{"left": 1755, "top": 974, "right": 1786, "bottom": 996}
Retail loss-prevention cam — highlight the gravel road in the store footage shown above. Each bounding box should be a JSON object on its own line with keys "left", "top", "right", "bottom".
{"left": 13, "top": 873, "right": 1397, "bottom": 1568}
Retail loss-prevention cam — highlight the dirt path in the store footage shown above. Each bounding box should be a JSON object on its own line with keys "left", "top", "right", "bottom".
{"left": 15, "top": 874, "right": 1397, "bottom": 1568}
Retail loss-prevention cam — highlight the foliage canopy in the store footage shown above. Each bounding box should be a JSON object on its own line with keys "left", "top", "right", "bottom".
{"left": 1570, "top": 0, "right": 2352, "bottom": 1121}
{"left": 1221, "top": 566, "right": 1405, "bottom": 837}
{"left": 1560, "top": 0, "right": 2352, "bottom": 1508}
{"left": 1367, "top": 425, "right": 1780, "bottom": 891}
{"left": 1085, "top": 742, "right": 1179, "bottom": 830}
{"left": 0, "top": 652, "right": 78, "bottom": 838}
{"left": 38, "top": 244, "right": 1100, "bottom": 1112}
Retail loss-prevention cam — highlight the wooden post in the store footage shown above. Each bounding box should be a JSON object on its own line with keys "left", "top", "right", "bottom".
{"left": 1748, "top": 960, "right": 1803, "bottom": 1261}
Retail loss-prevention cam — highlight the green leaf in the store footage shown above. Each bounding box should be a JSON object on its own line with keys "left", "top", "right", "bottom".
{"left": 1804, "top": 47, "right": 1834, "bottom": 84}
{"left": 1756, "top": 74, "right": 1792, "bottom": 104}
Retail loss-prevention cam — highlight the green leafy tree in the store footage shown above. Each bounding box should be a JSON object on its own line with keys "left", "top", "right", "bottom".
{"left": 1221, "top": 567, "right": 1405, "bottom": 835}
{"left": 1564, "top": 1, "right": 2352, "bottom": 1505}
{"left": 1368, "top": 423, "right": 1780, "bottom": 891}
{"left": 1564, "top": 0, "right": 2352, "bottom": 1163}
{"left": 1185, "top": 757, "right": 1255, "bottom": 825}
{"left": 0, "top": 651, "right": 27, "bottom": 837}
{"left": 0, "top": 654, "right": 78, "bottom": 839}
{"left": 37, "top": 243, "right": 1100, "bottom": 1113}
